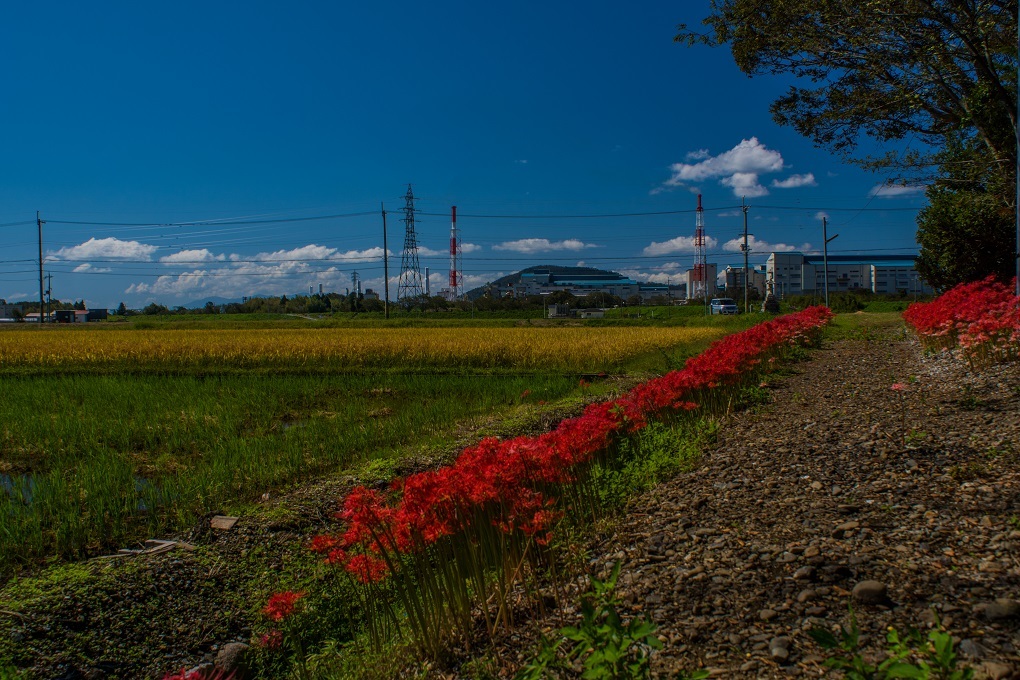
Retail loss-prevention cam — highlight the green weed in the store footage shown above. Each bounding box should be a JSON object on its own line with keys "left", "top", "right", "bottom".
{"left": 810, "top": 609, "right": 973, "bottom": 679}
{"left": 515, "top": 563, "right": 662, "bottom": 680}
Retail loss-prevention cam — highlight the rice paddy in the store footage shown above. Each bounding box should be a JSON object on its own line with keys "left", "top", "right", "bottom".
{"left": 0, "top": 323, "right": 727, "bottom": 574}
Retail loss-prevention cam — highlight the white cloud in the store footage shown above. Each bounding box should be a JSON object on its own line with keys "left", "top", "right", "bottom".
{"left": 717, "top": 210, "right": 742, "bottom": 218}
{"left": 660, "top": 138, "right": 788, "bottom": 197}
{"left": 869, "top": 183, "right": 927, "bottom": 198}
{"left": 771, "top": 173, "right": 817, "bottom": 189}
{"left": 51, "top": 237, "right": 158, "bottom": 261}
{"left": 72, "top": 263, "right": 112, "bottom": 273}
{"left": 159, "top": 249, "right": 224, "bottom": 264}
{"left": 416, "top": 246, "right": 448, "bottom": 257}
{"left": 492, "top": 238, "right": 599, "bottom": 254}
{"left": 720, "top": 235, "right": 812, "bottom": 254}
{"left": 514, "top": 159, "right": 528, "bottom": 164}
{"left": 721, "top": 172, "right": 770, "bottom": 198}
{"left": 461, "top": 243, "right": 482, "bottom": 254}
{"left": 125, "top": 244, "right": 388, "bottom": 300}
{"left": 5, "top": 292, "right": 29, "bottom": 301}
{"left": 642, "top": 235, "right": 719, "bottom": 256}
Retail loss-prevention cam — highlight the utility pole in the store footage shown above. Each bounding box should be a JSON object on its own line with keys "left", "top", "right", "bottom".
{"left": 381, "top": 203, "right": 389, "bottom": 319}
{"left": 45, "top": 273, "right": 53, "bottom": 314}
{"left": 37, "top": 211, "right": 45, "bottom": 324}
{"left": 822, "top": 217, "right": 839, "bottom": 308}
{"left": 741, "top": 197, "right": 751, "bottom": 314}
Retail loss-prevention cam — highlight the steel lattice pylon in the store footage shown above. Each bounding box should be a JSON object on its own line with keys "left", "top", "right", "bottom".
{"left": 397, "top": 184, "right": 425, "bottom": 302}
{"left": 692, "top": 194, "right": 706, "bottom": 300}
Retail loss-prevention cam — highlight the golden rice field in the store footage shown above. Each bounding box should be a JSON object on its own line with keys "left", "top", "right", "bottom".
{"left": 0, "top": 326, "right": 725, "bottom": 372}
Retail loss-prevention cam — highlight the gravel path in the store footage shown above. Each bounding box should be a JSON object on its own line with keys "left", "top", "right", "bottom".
{"left": 569, "top": 331, "right": 1020, "bottom": 679}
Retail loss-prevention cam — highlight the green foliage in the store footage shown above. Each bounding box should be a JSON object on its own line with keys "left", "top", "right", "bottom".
{"left": 915, "top": 137, "right": 1016, "bottom": 290}
{"left": 591, "top": 420, "right": 711, "bottom": 509}
{"left": 0, "top": 372, "right": 579, "bottom": 573}
{"left": 515, "top": 563, "right": 662, "bottom": 679}
{"left": 809, "top": 610, "right": 973, "bottom": 680}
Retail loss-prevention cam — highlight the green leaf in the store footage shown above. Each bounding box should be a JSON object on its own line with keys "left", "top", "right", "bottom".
{"left": 808, "top": 628, "right": 840, "bottom": 649}
{"left": 883, "top": 663, "right": 929, "bottom": 679}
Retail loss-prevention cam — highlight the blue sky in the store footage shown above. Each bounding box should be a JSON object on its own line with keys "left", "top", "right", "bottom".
{"left": 0, "top": 1, "right": 927, "bottom": 308}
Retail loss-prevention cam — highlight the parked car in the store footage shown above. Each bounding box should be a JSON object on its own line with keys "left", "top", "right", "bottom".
{"left": 710, "top": 297, "right": 739, "bottom": 314}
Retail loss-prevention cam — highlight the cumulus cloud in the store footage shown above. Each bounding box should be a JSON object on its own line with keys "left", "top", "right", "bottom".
{"left": 721, "top": 172, "right": 770, "bottom": 198}
{"left": 51, "top": 237, "right": 159, "bottom": 261}
{"left": 159, "top": 249, "right": 224, "bottom": 264}
{"left": 619, "top": 264, "right": 687, "bottom": 285}
{"left": 720, "top": 235, "right": 811, "bottom": 255}
{"left": 72, "top": 263, "right": 112, "bottom": 273}
{"left": 492, "top": 238, "right": 599, "bottom": 254}
{"left": 461, "top": 243, "right": 482, "bottom": 254}
{"left": 659, "top": 138, "right": 791, "bottom": 197}
{"left": 642, "top": 235, "right": 719, "bottom": 256}
{"left": 126, "top": 244, "right": 387, "bottom": 300}
{"left": 869, "top": 183, "right": 927, "bottom": 198}
{"left": 772, "top": 173, "right": 817, "bottom": 189}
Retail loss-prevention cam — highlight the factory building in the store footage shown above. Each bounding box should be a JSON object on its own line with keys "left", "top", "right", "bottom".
{"left": 765, "top": 253, "right": 934, "bottom": 298}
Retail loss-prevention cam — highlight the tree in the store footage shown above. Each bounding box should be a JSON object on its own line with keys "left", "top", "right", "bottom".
{"left": 679, "top": 1, "right": 1017, "bottom": 180}
{"left": 116, "top": 302, "right": 128, "bottom": 316}
{"left": 681, "top": 1, "right": 1017, "bottom": 286}
{"left": 916, "top": 136, "right": 1015, "bottom": 288}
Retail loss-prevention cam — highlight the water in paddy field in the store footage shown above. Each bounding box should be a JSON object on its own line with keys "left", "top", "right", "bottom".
{"left": 1, "top": 473, "right": 162, "bottom": 511}
{"left": 1, "top": 473, "right": 37, "bottom": 504}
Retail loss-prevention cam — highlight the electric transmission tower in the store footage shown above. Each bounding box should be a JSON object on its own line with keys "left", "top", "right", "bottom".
{"left": 397, "top": 184, "right": 425, "bottom": 302}
{"left": 692, "top": 194, "right": 707, "bottom": 301}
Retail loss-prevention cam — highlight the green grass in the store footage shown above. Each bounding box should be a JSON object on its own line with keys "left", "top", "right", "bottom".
{"left": 0, "top": 372, "right": 579, "bottom": 573}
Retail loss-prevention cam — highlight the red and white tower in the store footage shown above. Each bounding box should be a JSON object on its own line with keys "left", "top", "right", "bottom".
{"left": 692, "top": 194, "right": 707, "bottom": 300}
{"left": 448, "top": 206, "right": 463, "bottom": 301}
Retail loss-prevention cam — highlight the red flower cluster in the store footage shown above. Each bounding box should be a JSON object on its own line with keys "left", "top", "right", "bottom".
{"left": 162, "top": 669, "right": 234, "bottom": 680}
{"left": 263, "top": 590, "right": 305, "bottom": 621}
{"left": 314, "top": 307, "right": 833, "bottom": 581}
{"left": 904, "top": 276, "right": 1020, "bottom": 364}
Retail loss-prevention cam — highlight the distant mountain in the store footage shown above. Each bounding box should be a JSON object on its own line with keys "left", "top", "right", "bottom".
{"left": 179, "top": 296, "right": 243, "bottom": 309}
{"left": 466, "top": 265, "right": 628, "bottom": 300}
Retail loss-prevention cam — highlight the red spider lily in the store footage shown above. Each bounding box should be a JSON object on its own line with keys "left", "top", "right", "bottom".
{"left": 258, "top": 629, "right": 284, "bottom": 651}
{"left": 318, "top": 307, "right": 834, "bottom": 587}
{"left": 309, "top": 534, "right": 340, "bottom": 554}
{"left": 904, "top": 276, "right": 1020, "bottom": 365}
{"left": 162, "top": 669, "right": 235, "bottom": 680}
{"left": 345, "top": 554, "right": 389, "bottom": 584}
{"left": 891, "top": 383, "right": 906, "bottom": 391}
{"left": 263, "top": 590, "right": 305, "bottom": 621}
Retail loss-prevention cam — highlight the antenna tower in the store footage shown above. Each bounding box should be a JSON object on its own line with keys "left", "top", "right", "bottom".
{"left": 692, "top": 194, "right": 707, "bottom": 300}
{"left": 397, "top": 185, "right": 425, "bottom": 301}
{"left": 448, "top": 206, "right": 462, "bottom": 301}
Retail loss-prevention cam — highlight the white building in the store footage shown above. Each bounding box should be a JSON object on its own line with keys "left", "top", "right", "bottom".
{"left": 684, "top": 264, "right": 718, "bottom": 300}
{"left": 765, "top": 252, "right": 934, "bottom": 298}
{"left": 723, "top": 265, "right": 767, "bottom": 297}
